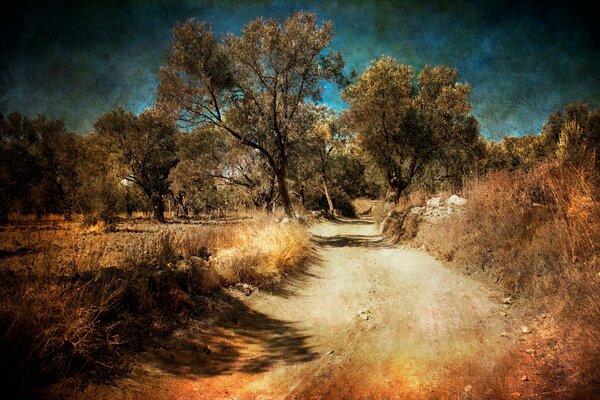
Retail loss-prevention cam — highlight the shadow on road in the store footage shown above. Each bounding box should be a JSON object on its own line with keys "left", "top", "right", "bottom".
{"left": 312, "top": 234, "right": 388, "bottom": 249}
{"left": 147, "top": 291, "right": 319, "bottom": 379}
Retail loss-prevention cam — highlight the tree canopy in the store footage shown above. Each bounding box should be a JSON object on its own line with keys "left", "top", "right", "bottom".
{"left": 342, "top": 56, "right": 481, "bottom": 201}
{"left": 157, "top": 12, "right": 346, "bottom": 216}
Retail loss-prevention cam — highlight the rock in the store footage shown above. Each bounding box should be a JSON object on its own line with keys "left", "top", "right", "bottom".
{"left": 502, "top": 296, "right": 513, "bottom": 305}
{"left": 521, "top": 326, "right": 531, "bottom": 334}
{"left": 280, "top": 217, "right": 291, "bottom": 224}
{"left": 426, "top": 197, "right": 443, "bottom": 208}
{"left": 381, "top": 209, "right": 421, "bottom": 241}
{"left": 175, "top": 260, "right": 192, "bottom": 272}
{"left": 500, "top": 312, "right": 508, "bottom": 317}
{"left": 189, "top": 256, "right": 209, "bottom": 268}
{"left": 448, "top": 194, "right": 468, "bottom": 207}
{"left": 525, "top": 348, "right": 535, "bottom": 354}
{"left": 464, "top": 384, "right": 472, "bottom": 392}
{"left": 194, "top": 343, "right": 211, "bottom": 354}
{"left": 155, "top": 347, "right": 172, "bottom": 359}
{"left": 520, "top": 375, "right": 528, "bottom": 382}
{"left": 235, "top": 283, "right": 254, "bottom": 296}
{"left": 553, "top": 367, "right": 564, "bottom": 376}
{"left": 358, "top": 309, "right": 370, "bottom": 320}
{"left": 326, "top": 350, "right": 335, "bottom": 355}
{"left": 500, "top": 331, "right": 509, "bottom": 338}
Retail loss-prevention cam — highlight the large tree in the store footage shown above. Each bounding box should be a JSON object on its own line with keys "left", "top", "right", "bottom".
{"left": 157, "top": 12, "right": 345, "bottom": 217}
{"left": 342, "top": 56, "right": 480, "bottom": 202}
{"left": 94, "top": 109, "right": 178, "bottom": 223}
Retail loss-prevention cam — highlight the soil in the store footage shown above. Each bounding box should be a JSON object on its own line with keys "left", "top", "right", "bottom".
{"left": 81, "top": 218, "right": 568, "bottom": 399}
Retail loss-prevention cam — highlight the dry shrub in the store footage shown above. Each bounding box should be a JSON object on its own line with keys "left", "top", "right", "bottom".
{"left": 0, "top": 260, "right": 128, "bottom": 397}
{"left": 413, "top": 158, "right": 600, "bottom": 393}
{"left": 212, "top": 219, "right": 313, "bottom": 285}
{"left": 396, "top": 187, "right": 431, "bottom": 211}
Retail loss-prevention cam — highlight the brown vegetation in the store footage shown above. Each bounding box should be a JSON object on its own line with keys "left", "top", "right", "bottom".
{"left": 381, "top": 158, "right": 600, "bottom": 396}
{"left": 0, "top": 214, "right": 312, "bottom": 397}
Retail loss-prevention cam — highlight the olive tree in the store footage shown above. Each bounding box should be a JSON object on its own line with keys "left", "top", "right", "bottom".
{"left": 94, "top": 108, "right": 178, "bottom": 222}
{"left": 157, "top": 12, "right": 345, "bottom": 217}
{"left": 342, "top": 56, "right": 480, "bottom": 202}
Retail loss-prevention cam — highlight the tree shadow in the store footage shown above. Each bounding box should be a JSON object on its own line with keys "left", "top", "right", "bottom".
{"left": 328, "top": 216, "right": 375, "bottom": 225}
{"left": 263, "top": 251, "right": 323, "bottom": 299}
{"left": 312, "top": 234, "right": 389, "bottom": 249}
{"left": 145, "top": 292, "right": 320, "bottom": 379}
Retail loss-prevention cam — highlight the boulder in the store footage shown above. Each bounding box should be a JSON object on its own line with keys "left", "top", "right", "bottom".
{"left": 447, "top": 194, "right": 467, "bottom": 207}
{"left": 426, "top": 197, "right": 443, "bottom": 208}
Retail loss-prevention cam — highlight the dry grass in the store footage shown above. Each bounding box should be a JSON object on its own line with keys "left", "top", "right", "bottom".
{"left": 212, "top": 220, "right": 312, "bottom": 285}
{"left": 0, "top": 212, "right": 312, "bottom": 397}
{"left": 404, "top": 159, "right": 600, "bottom": 395}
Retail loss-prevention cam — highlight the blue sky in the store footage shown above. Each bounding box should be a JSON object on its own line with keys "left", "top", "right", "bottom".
{"left": 2, "top": 0, "right": 599, "bottom": 138}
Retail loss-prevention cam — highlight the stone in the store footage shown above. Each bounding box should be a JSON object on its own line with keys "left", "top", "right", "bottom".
{"left": 189, "top": 256, "right": 209, "bottom": 268}
{"left": 326, "top": 350, "right": 335, "bottom": 355}
{"left": 235, "top": 283, "right": 254, "bottom": 296}
{"left": 520, "top": 375, "right": 528, "bottom": 382}
{"left": 447, "top": 194, "right": 468, "bottom": 206}
{"left": 426, "top": 197, "right": 443, "bottom": 208}
{"left": 525, "top": 348, "right": 535, "bottom": 354}
{"left": 155, "top": 347, "right": 172, "bottom": 359}
{"left": 500, "top": 331, "right": 509, "bottom": 338}
{"left": 194, "top": 343, "right": 211, "bottom": 354}
{"left": 502, "top": 297, "right": 513, "bottom": 305}
{"left": 175, "top": 259, "right": 191, "bottom": 272}
{"left": 521, "top": 326, "right": 531, "bottom": 334}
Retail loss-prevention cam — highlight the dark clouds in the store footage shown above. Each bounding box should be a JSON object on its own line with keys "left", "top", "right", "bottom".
{"left": 2, "top": 0, "right": 599, "bottom": 137}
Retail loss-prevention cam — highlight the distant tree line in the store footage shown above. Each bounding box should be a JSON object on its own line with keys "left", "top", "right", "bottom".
{"left": 2, "top": 12, "right": 599, "bottom": 224}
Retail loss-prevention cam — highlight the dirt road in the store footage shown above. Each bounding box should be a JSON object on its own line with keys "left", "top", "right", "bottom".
{"left": 105, "top": 219, "right": 520, "bottom": 399}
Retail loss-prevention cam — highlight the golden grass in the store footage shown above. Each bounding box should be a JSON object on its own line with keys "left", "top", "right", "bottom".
{"left": 0, "top": 212, "right": 312, "bottom": 396}
{"left": 403, "top": 159, "right": 600, "bottom": 394}
{"left": 212, "top": 220, "right": 312, "bottom": 285}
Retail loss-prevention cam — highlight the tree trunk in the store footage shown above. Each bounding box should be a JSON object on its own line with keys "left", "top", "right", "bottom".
{"left": 275, "top": 168, "right": 294, "bottom": 218}
{"left": 388, "top": 176, "right": 408, "bottom": 204}
{"left": 152, "top": 194, "right": 166, "bottom": 223}
{"left": 322, "top": 177, "right": 335, "bottom": 214}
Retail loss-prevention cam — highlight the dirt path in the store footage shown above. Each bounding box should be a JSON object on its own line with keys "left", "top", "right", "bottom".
{"left": 98, "top": 219, "right": 522, "bottom": 399}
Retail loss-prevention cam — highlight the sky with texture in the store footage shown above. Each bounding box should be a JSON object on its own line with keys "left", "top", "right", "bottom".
{"left": 1, "top": 0, "right": 599, "bottom": 138}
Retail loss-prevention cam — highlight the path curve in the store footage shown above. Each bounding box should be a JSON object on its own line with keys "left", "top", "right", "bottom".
{"left": 101, "top": 219, "right": 517, "bottom": 399}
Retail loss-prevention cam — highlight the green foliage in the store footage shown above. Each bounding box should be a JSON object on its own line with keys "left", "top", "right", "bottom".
{"left": 157, "top": 12, "right": 345, "bottom": 216}
{"left": 342, "top": 56, "right": 481, "bottom": 202}
{"left": 94, "top": 108, "right": 179, "bottom": 222}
